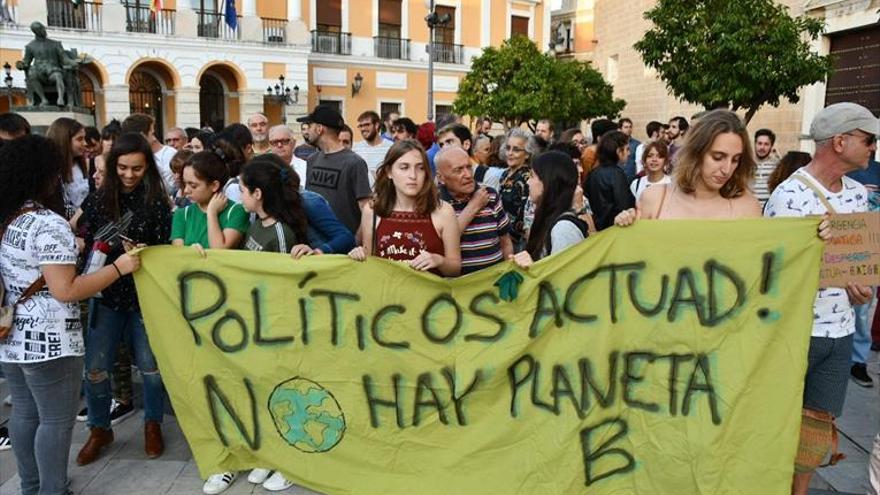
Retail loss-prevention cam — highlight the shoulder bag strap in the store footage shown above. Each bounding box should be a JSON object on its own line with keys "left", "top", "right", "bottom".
{"left": 370, "top": 209, "right": 378, "bottom": 255}
{"left": 14, "top": 276, "right": 46, "bottom": 306}
{"left": 793, "top": 174, "right": 837, "bottom": 214}
{"left": 654, "top": 184, "right": 669, "bottom": 219}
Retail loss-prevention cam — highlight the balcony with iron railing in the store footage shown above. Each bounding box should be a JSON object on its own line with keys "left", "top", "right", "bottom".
{"left": 431, "top": 42, "right": 463, "bottom": 64}
{"left": 374, "top": 36, "right": 410, "bottom": 60}
{"left": 125, "top": 5, "right": 175, "bottom": 35}
{"left": 311, "top": 30, "right": 351, "bottom": 55}
{"left": 197, "top": 10, "right": 241, "bottom": 40}
{"left": 262, "top": 17, "right": 286, "bottom": 43}
{"left": 47, "top": 0, "right": 101, "bottom": 31}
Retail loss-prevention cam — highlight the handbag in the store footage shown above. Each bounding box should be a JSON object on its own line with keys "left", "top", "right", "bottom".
{"left": 0, "top": 206, "right": 47, "bottom": 341}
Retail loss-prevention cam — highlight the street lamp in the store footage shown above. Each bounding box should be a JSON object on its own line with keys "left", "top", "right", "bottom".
{"left": 351, "top": 72, "right": 363, "bottom": 97}
{"left": 265, "top": 74, "right": 299, "bottom": 125}
{"left": 3, "top": 62, "right": 12, "bottom": 110}
{"left": 425, "top": 0, "right": 451, "bottom": 121}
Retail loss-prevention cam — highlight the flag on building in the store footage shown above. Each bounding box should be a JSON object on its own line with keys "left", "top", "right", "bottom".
{"left": 150, "top": 0, "right": 162, "bottom": 13}
{"left": 224, "top": 0, "right": 237, "bottom": 30}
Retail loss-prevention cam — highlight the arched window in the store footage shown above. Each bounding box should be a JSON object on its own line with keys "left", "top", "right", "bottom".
{"left": 199, "top": 73, "right": 225, "bottom": 130}
{"left": 129, "top": 69, "right": 164, "bottom": 137}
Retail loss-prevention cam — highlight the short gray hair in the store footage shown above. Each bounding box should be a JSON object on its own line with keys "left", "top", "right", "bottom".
{"left": 498, "top": 128, "right": 539, "bottom": 162}
{"left": 268, "top": 125, "right": 293, "bottom": 138}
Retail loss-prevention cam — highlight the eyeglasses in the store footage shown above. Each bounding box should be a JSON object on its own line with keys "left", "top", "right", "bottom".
{"left": 356, "top": 123, "right": 375, "bottom": 129}
{"left": 269, "top": 139, "right": 292, "bottom": 147}
{"left": 504, "top": 145, "right": 526, "bottom": 153}
{"left": 165, "top": 137, "right": 183, "bottom": 144}
{"left": 843, "top": 132, "right": 877, "bottom": 147}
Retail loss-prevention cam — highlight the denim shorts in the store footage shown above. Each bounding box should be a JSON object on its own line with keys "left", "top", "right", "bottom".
{"left": 803, "top": 333, "right": 854, "bottom": 418}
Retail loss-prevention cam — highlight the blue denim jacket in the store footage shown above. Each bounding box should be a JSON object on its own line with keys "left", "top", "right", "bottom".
{"left": 303, "top": 190, "right": 356, "bottom": 254}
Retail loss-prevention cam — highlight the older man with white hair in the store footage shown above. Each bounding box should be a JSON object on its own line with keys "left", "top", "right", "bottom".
{"left": 436, "top": 146, "right": 512, "bottom": 274}
{"left": 268, "top": 125, "right": 307, "bottom": 185}
{"left": 247, "top": 112, "right": 271, "bottom": 154}
{"left": 765, "top": 102, "right": 878, "bottom": 495}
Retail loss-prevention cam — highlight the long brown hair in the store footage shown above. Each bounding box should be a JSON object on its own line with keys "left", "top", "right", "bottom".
{"left": 673, "top": 110, "right": 755, "bottom": 199}
{"left": 102, "top": 133, "right": 170, "bottom": 220}
{"left": 372, "top": 139, "right": 438, "bottom": 217}
{"left": 46, "top": 117, "right": 87, "bottom": 183}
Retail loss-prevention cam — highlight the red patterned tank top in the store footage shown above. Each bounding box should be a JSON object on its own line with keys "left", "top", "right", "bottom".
{"left": 374, "top": 210, "right": 445, "bottom": 274}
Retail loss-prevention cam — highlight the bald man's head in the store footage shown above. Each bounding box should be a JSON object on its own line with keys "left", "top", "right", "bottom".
{"left": 436, "top": 146, "right": 475, "bottom": 198}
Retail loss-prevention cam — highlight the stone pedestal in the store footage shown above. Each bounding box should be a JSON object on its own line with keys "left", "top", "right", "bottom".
{"left": 16, "top": 107, "right": 95, "bottom": 134}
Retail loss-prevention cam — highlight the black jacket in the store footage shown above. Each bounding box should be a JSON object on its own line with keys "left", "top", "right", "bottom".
{"left": 584, "top": 163, "right": 635, "bottom": 231}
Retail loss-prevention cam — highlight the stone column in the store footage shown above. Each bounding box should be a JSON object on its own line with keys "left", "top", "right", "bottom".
{"left": 239, "top": 0, "right": 263, "bottom": 43}
{"left": 286, "top": 0, "right": 309, "bottom": 45}
{"left": 101, "top": 0, "right": 126, "bottom": 34}
{"left": 239, "top": 89, "right": 266, "bottom": 124}
{"left": 17, "top": 0, "right": 47, "bottom": 25}
{"left": 103, "top": 85, "right": 131, "bottom": 122}
{"left": 176, "top": 0, "right": 198, "bottom": 39}
{"left": 175, "top": 87, "right": 201, "bottom": 129}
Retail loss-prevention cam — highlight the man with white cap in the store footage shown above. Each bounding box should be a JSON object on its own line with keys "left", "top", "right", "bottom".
{"left": 764, "top": 102, "right": 878, "bottom": 495}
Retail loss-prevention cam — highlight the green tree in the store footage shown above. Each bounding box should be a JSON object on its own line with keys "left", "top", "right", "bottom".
{"left": 634, "top": 0, "right": 832, "bottom": 124}
{"left": 454, "top": 36, "right": 625, "bottom": 130}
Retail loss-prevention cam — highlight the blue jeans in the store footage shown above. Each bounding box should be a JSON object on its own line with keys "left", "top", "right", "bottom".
{"left": 852, "top": 288, "right": 876, "bottom": 365}
{"left": 84, "top": 302, "right": 164, "bottom": 428}
{"left": 1, "top": 356, "right": 83, "bottom": 495}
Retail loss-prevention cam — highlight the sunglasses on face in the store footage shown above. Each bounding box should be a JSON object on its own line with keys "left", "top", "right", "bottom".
{"left": 269, "top": 139, "right": 292, "bottom": 147}
{"left": 844, "top": 132, "right": 877, "bottom": 147}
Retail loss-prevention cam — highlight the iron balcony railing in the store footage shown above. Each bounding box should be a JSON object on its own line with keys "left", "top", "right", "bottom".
{"left": 431, "top": 42, "right": 464, "bottom": 64}
{"left": 262, "top": 17, "right": 286, "bottom": 43}
{"left": 47, "top": 0, "right": 101, "bottom": 31}
{"left": 374, "top": 36, "right": 410, "bottom": 60}
{"left": 311, "top": 30, "right": 351, "bottom": 55}
{"left": 197, "top": 10, "right": 241, "bottom": 40}
{"left": 125, "top": 5, "right": 175, "bottom": 35}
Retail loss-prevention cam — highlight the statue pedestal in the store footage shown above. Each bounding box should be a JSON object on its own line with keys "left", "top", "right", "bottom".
{"left": 14, "top": 107, "right": 96, "bottom": 134}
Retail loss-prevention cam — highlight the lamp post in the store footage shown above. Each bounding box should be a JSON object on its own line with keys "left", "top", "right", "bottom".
{"left": 351, "top": 72, "right": 363, "bottom": 97}
{"left": 3, "top": 62, "right": 12, "bottom": 110}
{"left": 265, "top": 74, "right": 299, "bottom": 125}
{"left": 424, "top": 0, "right": 450, "bottom": 121}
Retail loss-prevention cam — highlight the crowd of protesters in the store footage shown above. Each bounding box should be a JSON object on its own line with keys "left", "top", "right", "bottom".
{"left": 0, "top": 99, "right": 877, "bottom": 495}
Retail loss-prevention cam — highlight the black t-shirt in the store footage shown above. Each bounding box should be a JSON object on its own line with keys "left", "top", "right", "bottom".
{"left": 305, "top": 148, "right": 372, "bottom": 233}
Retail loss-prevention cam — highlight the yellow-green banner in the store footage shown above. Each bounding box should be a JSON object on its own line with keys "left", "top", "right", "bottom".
{"left": 134, "top": 218, "right": 822, "bottom": 495}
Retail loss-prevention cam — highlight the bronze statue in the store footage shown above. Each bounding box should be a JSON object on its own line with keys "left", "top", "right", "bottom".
{"left": 16, "top": 22, "right": 82, "bottom": 107}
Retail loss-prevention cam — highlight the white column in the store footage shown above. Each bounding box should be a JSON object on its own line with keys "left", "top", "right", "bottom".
{"left": 288, "top": 0, "right": 301, "bottom": 20}
{"left": 102, "top": 0, "right": 127, "bottom": 33}
{"left": 240, "top": 89, "right": 267, "bottom": 124}
{"left": 176, "top": 87, "right": 201, "bottom": 129}
{"left": 103, "top": 85, "right": 131, "bottom": 123}
{"left": 176, "top": 0, "right": 198, "bottom": 38}
{"left": 17, "top": 0, "right": 47, "bottom": 25}
{"left": 243, "top": 0, "right": 258, "bottom": 17}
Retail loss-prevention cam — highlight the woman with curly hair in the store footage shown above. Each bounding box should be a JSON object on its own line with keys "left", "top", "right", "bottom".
{"left": 0, "top": 135, "right": 140, "bottom": 495}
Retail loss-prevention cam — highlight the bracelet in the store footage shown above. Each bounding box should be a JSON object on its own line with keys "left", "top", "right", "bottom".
{"left": 111, "top": 262, "right": 122, "bottom": 278}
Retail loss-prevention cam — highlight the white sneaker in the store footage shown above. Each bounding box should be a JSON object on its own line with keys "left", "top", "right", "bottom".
{"left": 203, "top": 472, "right": 237, "bottom": 495}
{"left": 262, "top": 471, "right": 294, "bottom": 491}
{"left": 247, "top": 468, "right": 272, "bottom": 484}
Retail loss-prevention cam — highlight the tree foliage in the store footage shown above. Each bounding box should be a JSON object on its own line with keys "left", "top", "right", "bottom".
{"left": 454, "top": 36, "right": 625, "bottom": 130}
{"left": 634, "top": 0, "right": 832, "bottom": 123}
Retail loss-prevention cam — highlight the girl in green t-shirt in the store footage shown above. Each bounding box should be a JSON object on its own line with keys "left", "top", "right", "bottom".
{"left": 170, "top": 151, "right": 249, "bottom": 249}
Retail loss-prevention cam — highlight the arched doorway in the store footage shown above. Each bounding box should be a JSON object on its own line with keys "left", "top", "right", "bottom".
{"left": 129, "top": 69, "right": 164, "bottom": 137}
{"left": 199, "top": 73, "right": 225, "bottom": 130}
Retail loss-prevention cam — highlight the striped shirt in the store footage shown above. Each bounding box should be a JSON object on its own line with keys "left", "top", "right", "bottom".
{"left": 440, "top": 186, "right": 510, "bottom": 274}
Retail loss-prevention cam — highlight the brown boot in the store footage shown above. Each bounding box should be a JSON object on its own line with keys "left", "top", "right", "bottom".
{"left": 144, "top": 421, "right": 164, "bottom": 459}
{"left": 76, "top": 427, "right": 114, "bottom": 466}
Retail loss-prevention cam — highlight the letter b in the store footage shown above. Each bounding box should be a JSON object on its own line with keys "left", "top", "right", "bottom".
{"left": 580, "top": 417, "right": 635, "bottom": 486}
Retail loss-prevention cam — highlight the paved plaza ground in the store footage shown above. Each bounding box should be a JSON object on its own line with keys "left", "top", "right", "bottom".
{"left": 1, "top": 352, "right": 876, "bottom": 495}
